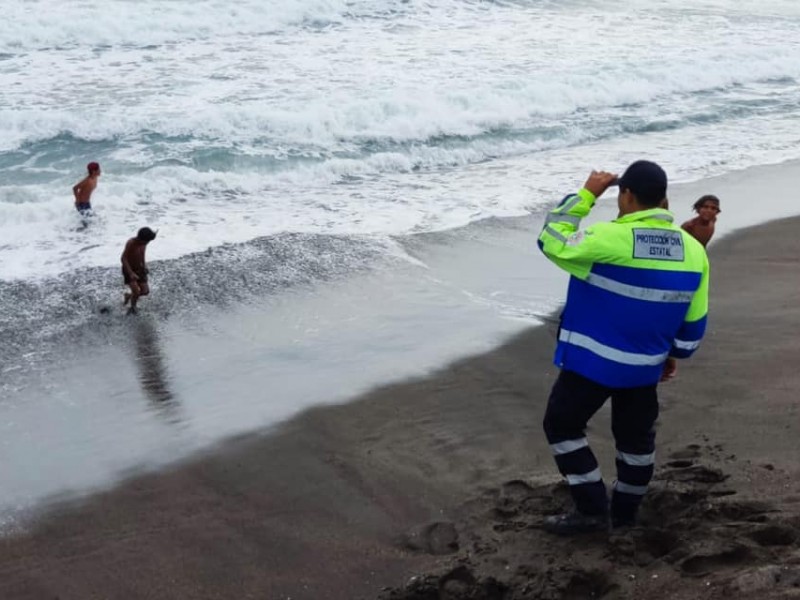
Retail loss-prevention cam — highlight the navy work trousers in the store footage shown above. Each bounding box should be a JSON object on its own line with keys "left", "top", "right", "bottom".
{"left": 542, "top": 369, "right": 659, "bottom": 522}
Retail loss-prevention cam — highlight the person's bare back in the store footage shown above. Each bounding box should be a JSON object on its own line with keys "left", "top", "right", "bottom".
{"left": 73, "top": 162, "right": 101, "bottom": 213}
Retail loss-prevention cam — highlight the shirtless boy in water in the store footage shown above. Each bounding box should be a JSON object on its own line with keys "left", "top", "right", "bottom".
{"left": 681, "top": 195, "right": 721, "bottom": 247}
{"left": 73, "top": 162, "right": 101, "bottom": 214}
{"left": 121, "top": 227, "right": 157, "bottom": 314}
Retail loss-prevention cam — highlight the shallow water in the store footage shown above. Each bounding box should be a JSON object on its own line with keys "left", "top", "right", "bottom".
{"left": 3, "top": 0, "right": 800, "bottom": 523}
{"left": 3, "top": 157, "right": 800, "bottom": 520}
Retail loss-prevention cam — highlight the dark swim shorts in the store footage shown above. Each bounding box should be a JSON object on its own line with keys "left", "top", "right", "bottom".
{"left": 76, "top": 202, "right": 92, "bottom": 214}
{"left": 122, "top": 267, "right": 147, "bottom": 285}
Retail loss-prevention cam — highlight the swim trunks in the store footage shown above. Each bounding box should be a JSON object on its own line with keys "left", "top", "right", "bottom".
{"left": 76, "top": 202, "right": 92, "bottom": 214}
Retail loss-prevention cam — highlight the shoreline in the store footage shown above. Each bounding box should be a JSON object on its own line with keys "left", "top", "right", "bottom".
{"left": 2, "top": 214, "right": 800, "bottom": 598}
{"left": 384, "top": 214, "right": 800, "bottom": 599}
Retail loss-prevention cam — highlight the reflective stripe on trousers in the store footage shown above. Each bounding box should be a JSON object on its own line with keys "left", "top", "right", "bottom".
{"left": 543, "top": 369, "right": 659, "bottom": 518}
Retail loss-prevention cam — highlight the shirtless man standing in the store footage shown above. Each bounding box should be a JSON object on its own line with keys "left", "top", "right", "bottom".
{"left": 681, "top": 195, "right": 721, "bottom": 247}
{"left": 121, "top": 227, "right": 157, "bottom": 314}
{"left": 73, "top": 162, "right": 101, "bottom": 214}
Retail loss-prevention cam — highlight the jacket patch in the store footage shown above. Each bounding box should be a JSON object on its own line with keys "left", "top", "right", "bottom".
{"left": 632, "top": 229, "right": 684, "bottom": 261}
{"left": 566, "top": 231, "right": 586, "bottom": 246}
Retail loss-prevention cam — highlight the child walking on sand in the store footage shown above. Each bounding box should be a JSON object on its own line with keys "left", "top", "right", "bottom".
{"left": 121, "top": 227, "right": 157, "bottom": 314}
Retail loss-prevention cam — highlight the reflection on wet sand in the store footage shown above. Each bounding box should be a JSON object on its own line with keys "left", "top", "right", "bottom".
{"left": 131, "top": 317, "right": 180, "bottom": 421}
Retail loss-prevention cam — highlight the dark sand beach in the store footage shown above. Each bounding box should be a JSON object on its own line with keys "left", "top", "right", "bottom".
{"left": 2, "top": 215, "right": 800, "bottom": 600}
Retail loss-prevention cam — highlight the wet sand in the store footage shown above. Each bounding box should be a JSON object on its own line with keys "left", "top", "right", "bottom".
{"left": 2, "top": 216, "right": 800, "bottom": 599}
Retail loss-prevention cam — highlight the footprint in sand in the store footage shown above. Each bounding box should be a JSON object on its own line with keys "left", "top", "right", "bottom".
{"left": 680, "top": 544, "right": 754, "bottom": 576}
{"left": 667, "top": 444, "right": 702, "bottom": 460}
{"left": 659, "top": 461, "right": 729, "bottom": 484}
{"left": 401, "top": 521, "right": 459, "bottom": 555}
{"left": 746, "top": 523, "right": 799, "bottom": 547}
{"left": 389, "top": 566, "right": 507, "bottom": 600}
{"left": 706, "top": 499, "right": 775, "bottom": 522}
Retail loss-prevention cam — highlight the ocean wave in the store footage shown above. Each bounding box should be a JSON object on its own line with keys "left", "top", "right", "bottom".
{"left": 4, "top": 105, "right": 800, "bottom": 283}
{"left": 2, "top": 65, "right": 800, "bottom": 158}
{"left": 2, "top": 72, "right": 797, "bottom": 184}
{"left": 3, "top": 0, "right": 800, "bottom": 284}
{"left": 0, "top": 0, "right": 419, "bottom": 52}
{"left": 2, "top": 0, "right": 798, "bottom": 53}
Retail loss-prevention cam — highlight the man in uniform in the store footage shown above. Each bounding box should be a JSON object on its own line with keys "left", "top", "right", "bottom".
{"left": 537, "top": 160, "right": 709, "bottom": 534}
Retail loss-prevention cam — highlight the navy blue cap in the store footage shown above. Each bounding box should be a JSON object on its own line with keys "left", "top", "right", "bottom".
{"left": 615, "top": 160, "right": 668, "bottom": 206}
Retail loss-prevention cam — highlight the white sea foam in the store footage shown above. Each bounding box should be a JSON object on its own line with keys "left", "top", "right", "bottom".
{"left": 1, "top": 0, "right": 800, "bottom": 279}
{"left": 0, "top": 0, "right": 416, "bottom": 51}
{"left": 4, "top": 0, "right": 800, "bottom": 514}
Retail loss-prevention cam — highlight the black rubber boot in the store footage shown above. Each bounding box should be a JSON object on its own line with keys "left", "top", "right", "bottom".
{"left": 542, "top": 511, "right": 608, "bottom": 536}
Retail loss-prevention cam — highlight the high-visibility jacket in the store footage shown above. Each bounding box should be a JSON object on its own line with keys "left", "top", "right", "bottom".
{"left": 538, "top": 188, "right": 709, "bottom": 388}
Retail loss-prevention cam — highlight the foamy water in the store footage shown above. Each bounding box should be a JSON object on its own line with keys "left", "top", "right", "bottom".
{"left": 4, "top": 0, "right": 800, "bottom": 519}
{"left": 1, "top": 0, "right": 800, "bottom": 280}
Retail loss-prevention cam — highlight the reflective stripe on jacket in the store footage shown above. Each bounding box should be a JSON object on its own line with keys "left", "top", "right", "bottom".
{"left": 538, "top": 188, "right": 709, "bottom": 388}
